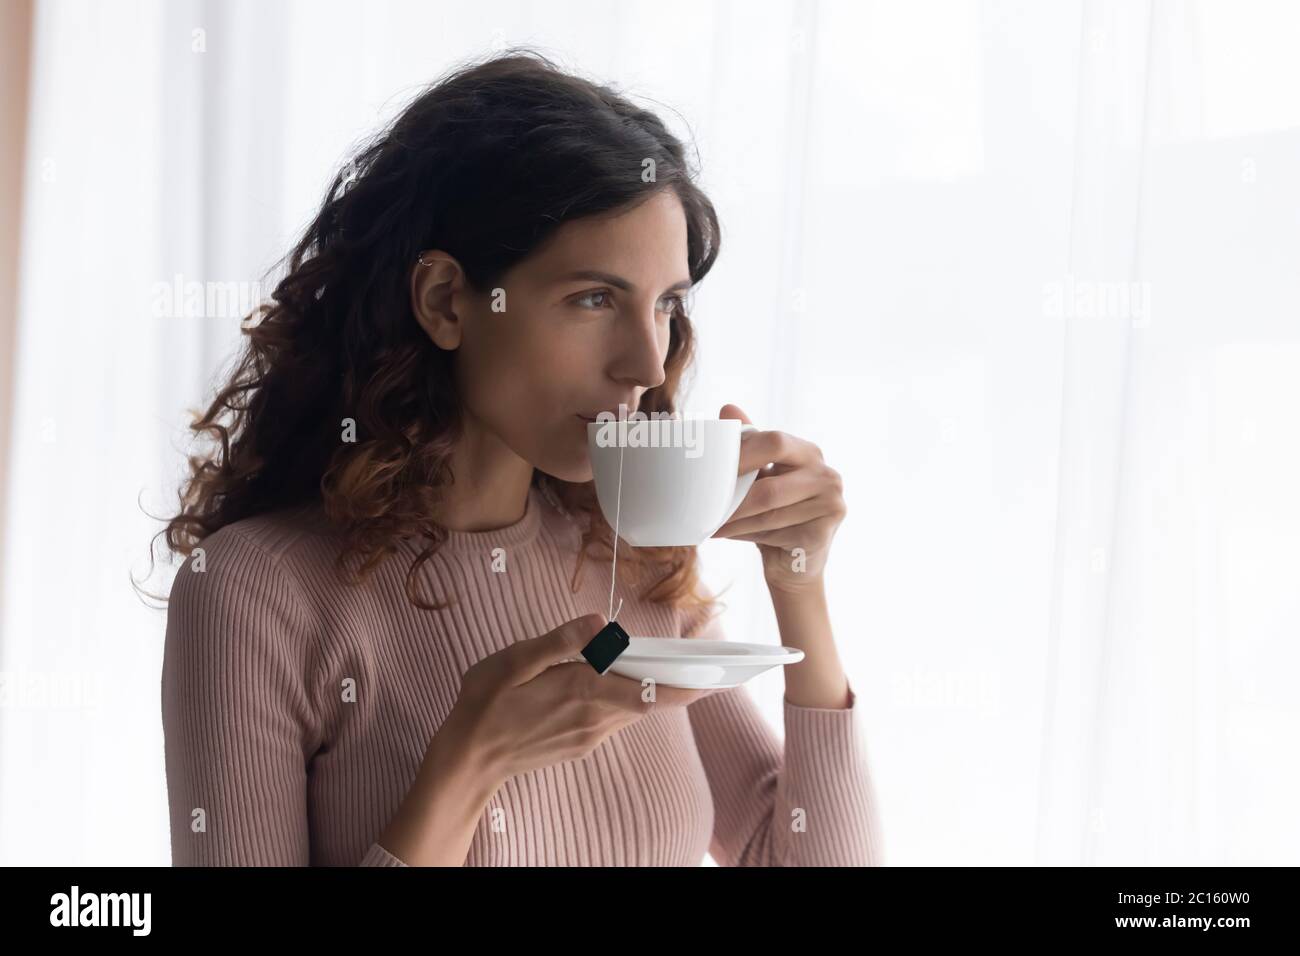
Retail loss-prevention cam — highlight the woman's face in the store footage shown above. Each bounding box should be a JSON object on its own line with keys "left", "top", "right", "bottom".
{"left": 427, "top": 189, "right": 692, "bottom": 483}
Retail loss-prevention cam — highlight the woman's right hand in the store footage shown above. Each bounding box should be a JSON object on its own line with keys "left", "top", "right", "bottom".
{"left": 436, "top": 612, "right": 715, "bottom": 783}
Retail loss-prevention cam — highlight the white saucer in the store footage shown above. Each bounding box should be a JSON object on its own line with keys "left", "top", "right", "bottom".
{"left": 607, "top": 638, "right": 805, "bottom": 689}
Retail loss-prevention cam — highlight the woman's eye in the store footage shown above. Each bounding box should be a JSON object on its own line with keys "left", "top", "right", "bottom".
{"left": 573, "top": 290, "right": 614, "bottom": 309}
{"left": 658, "top": 294, "right": 685, "bottom": 315}
{"left": 570, "top": 290, "right": 686, "bottom": 314}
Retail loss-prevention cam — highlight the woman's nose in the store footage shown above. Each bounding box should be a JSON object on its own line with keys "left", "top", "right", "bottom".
{"left": 609, "top": 305, "right": 668, "bottom": 388}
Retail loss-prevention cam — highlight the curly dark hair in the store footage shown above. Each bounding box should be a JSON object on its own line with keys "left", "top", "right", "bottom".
{"left": 141, "top": 48, "right": 724, "bottom": 615}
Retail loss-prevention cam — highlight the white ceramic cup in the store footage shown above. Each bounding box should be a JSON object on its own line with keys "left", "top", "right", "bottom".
{"left": 587, "top": 417, "right": 760, "bottom": 547}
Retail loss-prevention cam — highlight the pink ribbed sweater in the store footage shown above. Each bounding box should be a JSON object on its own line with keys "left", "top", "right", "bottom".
{"left": 161, "top": 482, "right": 883, "bottom": 866}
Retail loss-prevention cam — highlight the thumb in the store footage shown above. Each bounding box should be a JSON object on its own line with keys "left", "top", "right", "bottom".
{"left": 507, "top": 612, "right": 608, "bottom": 685}
{"left": 719, "top": 403, "right": 752, "bottom": 426}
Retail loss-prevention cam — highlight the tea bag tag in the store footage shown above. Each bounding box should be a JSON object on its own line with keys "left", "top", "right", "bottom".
{"left": 582, "top": 620, "right": 631, "bottom": 675}
{"left": 585, "top": 431, "right": 630, "bottom": 677}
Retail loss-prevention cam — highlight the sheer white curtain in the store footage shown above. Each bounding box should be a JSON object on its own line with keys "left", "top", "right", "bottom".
{"left": 2, "top": 0, "right": 1297, "bottom": 865}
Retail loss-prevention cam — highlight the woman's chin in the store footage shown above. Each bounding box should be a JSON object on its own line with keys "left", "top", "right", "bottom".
{"left": 534, "top": 423, "right": 595, "bottom": 483}
{"left": 552, "top": 462, "right": 594, "bottom": 484}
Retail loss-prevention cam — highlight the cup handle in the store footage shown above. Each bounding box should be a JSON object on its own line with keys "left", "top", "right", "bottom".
{"left": 722, "top": 424, "right": 761, "bottom": 523}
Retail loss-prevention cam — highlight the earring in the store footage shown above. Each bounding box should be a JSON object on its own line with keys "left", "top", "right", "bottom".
{"left": 417, "top": 254, "right": 435, "bottom": 268}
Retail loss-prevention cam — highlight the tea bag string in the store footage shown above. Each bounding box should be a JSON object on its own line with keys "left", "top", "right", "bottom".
{"left": 607, "top": 438, "right": 624, "bottom": 622}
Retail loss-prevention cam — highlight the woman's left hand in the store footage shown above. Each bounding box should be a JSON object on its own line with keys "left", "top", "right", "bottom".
{"left": 709, "top": 404, "right": 846, "bottom": 594}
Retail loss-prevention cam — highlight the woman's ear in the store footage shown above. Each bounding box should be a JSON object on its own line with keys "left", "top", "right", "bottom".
{"left": 410, "top": 250, "right": 465, "bottom": 350}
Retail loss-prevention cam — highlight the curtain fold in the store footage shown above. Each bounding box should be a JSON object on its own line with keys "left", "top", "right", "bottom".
{"left": 0, "top": 0, "right": 34, "bottom": 630}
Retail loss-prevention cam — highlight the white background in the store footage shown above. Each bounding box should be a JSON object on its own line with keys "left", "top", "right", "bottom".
{"left": 1, "top": 0, "right": 1298, "bottom": 865}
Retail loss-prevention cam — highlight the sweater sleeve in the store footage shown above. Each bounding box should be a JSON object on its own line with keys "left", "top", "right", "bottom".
{"left": 161, "top": 527, "right": 407, "bottom": 867}
{"left": 682, "top": 596, "right": 885, "bottom": 866}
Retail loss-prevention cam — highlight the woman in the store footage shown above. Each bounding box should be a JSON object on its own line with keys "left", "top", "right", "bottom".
{"left": 157, "top": 49, "right": 883, "bottom": 866}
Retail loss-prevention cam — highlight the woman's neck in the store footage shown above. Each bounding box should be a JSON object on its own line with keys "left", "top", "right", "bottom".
{"left": 434, "top": 419, "right": 534, "bottom": 533}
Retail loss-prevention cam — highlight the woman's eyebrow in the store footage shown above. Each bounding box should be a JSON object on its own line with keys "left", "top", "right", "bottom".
{"left": 554, "top": 269, "right": 692, "bottom": 293}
